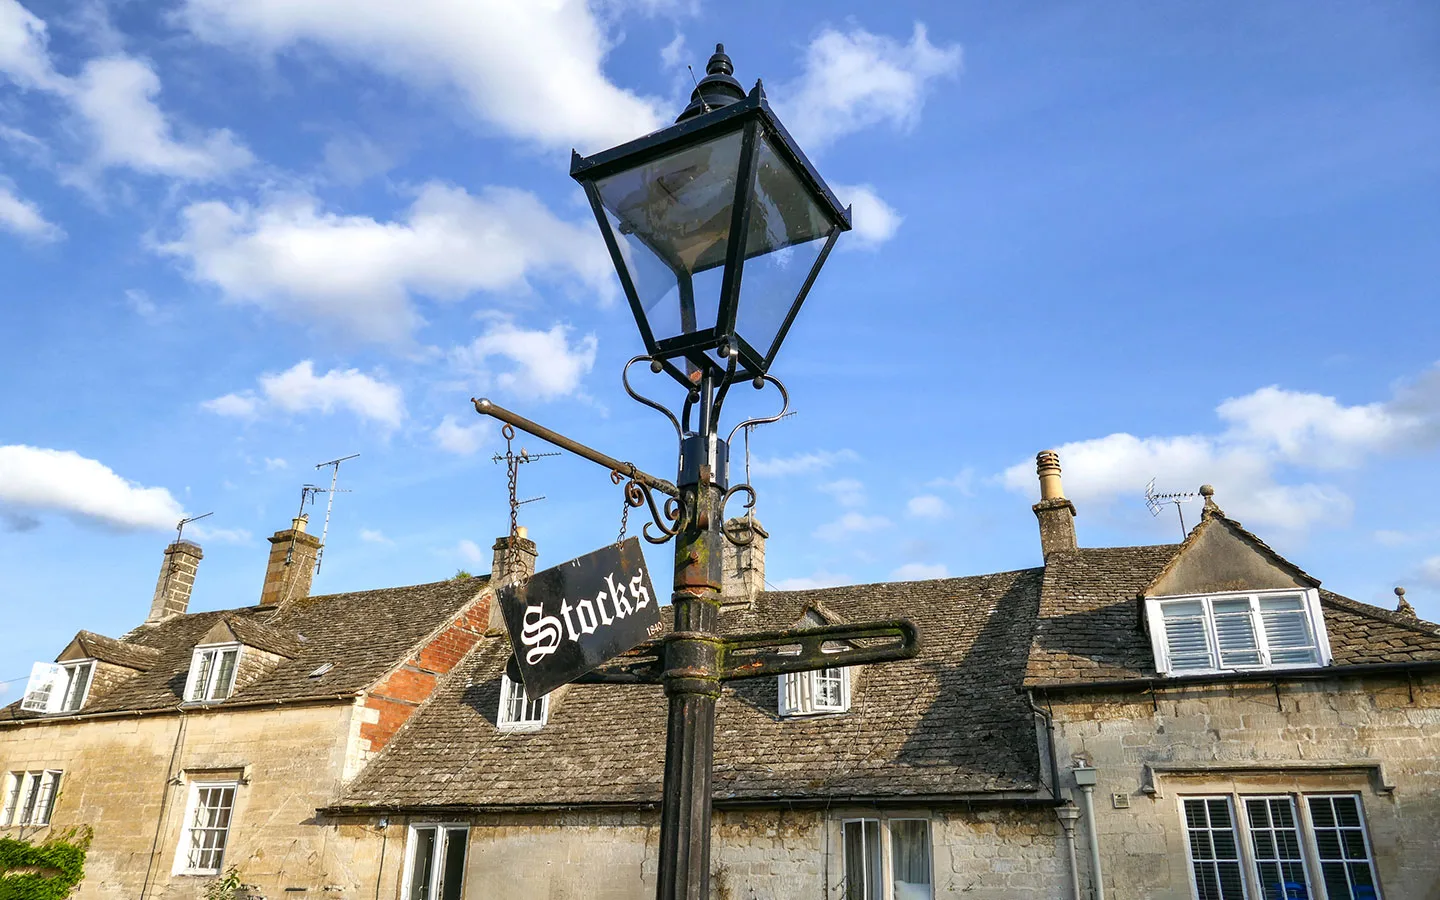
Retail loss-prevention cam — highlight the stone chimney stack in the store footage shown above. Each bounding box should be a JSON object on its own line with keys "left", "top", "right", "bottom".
{"left": 721, "top": 517, "right": 767, "bottom": 611}
{"left": 491, "top": 527, "right": 538, "bottom": 586}
{"left": 147, "top": 540, "right": 203, "bottom": 623}
{"left": 259, "top": 515, "right": 322, "bottom": 607}
{"left": 1033, "top": 450, "right": 1078, "bottom": 558}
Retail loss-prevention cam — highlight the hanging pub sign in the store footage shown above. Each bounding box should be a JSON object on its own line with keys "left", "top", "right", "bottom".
{"left": 498, "top": 536, "right": 663, "bottom": 696}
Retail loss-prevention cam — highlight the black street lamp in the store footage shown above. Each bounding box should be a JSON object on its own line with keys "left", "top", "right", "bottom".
{"left": 474, "top": 44, "right": 916, "bottom": 900}
{"left": 572, "top": 44, "right": 851, "bottom": 387}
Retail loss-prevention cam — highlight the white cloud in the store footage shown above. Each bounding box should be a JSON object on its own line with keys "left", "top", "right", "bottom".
{"left": 263, "top": 457, "right": 287, "bottom": 470}
{"left": 0, "top": 3, "right": 252, "bottom": 180}
{"left": 0, "top": 444, "right": 184, "bottom": 531}
{"left": 1419, "top": 556, "right": 1440, "bottom": 588}
{"left": 928, "top": 468, "right": 975, "bottom": 495}
{"left": 124, "top": 288, "right": 159, "bottom": 318}
{"left": 891, "top": 562, "right": 948, "bottom": 581}
{"left": 202, "top": 392, "right": 260, "bottom": 418}
{"left": 360, "top": 528, "right": 394, "bottom": 545}
{"left": 160, "top": 184, "right": 613, "bottom": 342}
{"left": 179, "top": 0, "right": 663, "bottom": 152}
{"left": 452, "top": 318, "right": 598, "bottom": 401}
{"left": 772, "top": 570, "right": 852, "bottom": 591}
{"left": 906, "top": 495, "right": 949, "bottom": 519}
{"left": 818, "top": 477, "right": 866, "bottom": 508}
{"left": 457, "top": 538, "right": 485, "bottom": 564}
{"left": 751, "top": 448, "right": 859, "bottom": 477}
{"left": 204, "top": 360, "right": 405, "bottom": 429}
{"left": 69, "top": 57, "right": 252, "bottom": 180}
{"left": 433, "top": 414, "right": 492, "bottom": 455}
{"left": 0, "top": 180, "right": 61, "bottom": 241}
{"left": 814, "top": 511, "right": 891, "bottom": 541}
{"left": 834, "top": 183, "right": 900, "bottom": 248}
{"left": 187, "top": 524, "right": 251, "bottom": 544}
{"left": 1000, "top": 368, "right": 1440, "bottom": 532}
{"left": 0, "top": 0, "right": 64, "bottom": 90}
{"left": 779, "top": 23, "right": 961, "bottom": 150}
{"left": 660, "top": 33, "right": 687, "bottom": 70}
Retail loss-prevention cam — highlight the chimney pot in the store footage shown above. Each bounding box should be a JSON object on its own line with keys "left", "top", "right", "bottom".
{"left": 721, "top": 517, "right": 768, "bottom": 611}
{"left": 1032, "top": 450, "right": 1078, "bottom": 558}
{"left": 259, "top": 519, "right": 322, "bottom": 607}
{"left": 147, "top": 540, "right": 203, "bottom": 623}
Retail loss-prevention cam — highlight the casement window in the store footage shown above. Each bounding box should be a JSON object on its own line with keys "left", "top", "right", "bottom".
{"left": 840, "top": 817, "right": 932, "bottom": 900}
{"left": 496, "top": 674, "right": 547, "bottom": 731}
{"left": 174, "top": 782, "right": 238, "bottom": 875}
{"left": 779, "top": 665, "right": 850, "bottom": 716}
{"left": 1, "top": 770, "right": 62, "bottom": 827}
{"left": 1146, "top": 590, "right": 1330, "bottom": 675}
{"left": 184, "top": 644, "right": 240, "bottom": 702}
{"left": 402, "top": 824, "right": 468, "bottom": 900}
{"left": 20, "top": 660, "right": 95, "bottom": 713}
{"left": 1180, "top": 794, "right": 1381, "bottom": 900}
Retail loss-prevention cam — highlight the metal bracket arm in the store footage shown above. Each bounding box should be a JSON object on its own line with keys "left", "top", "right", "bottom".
{"left": 718, "top": 619, "right": 920, "bottom": 681}
{"left": 472, "top": 398, "right": 678, "bottom": 498}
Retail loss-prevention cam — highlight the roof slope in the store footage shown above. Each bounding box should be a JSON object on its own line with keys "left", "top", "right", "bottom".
{"left": 1025, "top": 545, "right": 1440, "bottom": 687}
{"left": 1, "top": 577, "right": 489, "bottom": 722}
{"left": 340, "top": 568, "right": 1046, "bottom": 810}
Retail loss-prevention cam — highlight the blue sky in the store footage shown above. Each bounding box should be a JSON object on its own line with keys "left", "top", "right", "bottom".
{"left": 1, "top": 0, "right": 1438, "bottom": 690}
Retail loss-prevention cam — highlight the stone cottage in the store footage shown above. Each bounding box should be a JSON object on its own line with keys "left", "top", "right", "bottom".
{"left": 3, "top": 452, "right": 1438, "bottom": 900}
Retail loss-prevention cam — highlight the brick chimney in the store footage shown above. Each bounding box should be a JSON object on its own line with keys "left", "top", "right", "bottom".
{"left": 1033, "top": 450, "right": 1078, "bottom": 558}
{"left": 491, "top": 527, "right": 538, "bottom": 586}
{"left": 721, "top": 517, "right": 767, "bottom": 611}
{"left": 147, "top": 540, "right": 203, "bottom": 623}
{"left": 259, "top": 515, "right": 322, "bottom": 607}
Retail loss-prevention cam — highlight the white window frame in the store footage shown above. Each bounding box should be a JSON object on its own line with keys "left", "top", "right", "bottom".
{"left": 1146, "top": 589, "right": 1332, "bottom": 676}
{"left": 1176, "top": 792, "right": 1383, "bottom": 900}
{"left": 173, "top": 780, "right": 239, "bottom": 875}
{"left": 779, "top": 664, "right": 851, "bottom": 717}
{"left": 496, "top": 673, "right": 547, "bottom": 732}
{"left": 837, "top": 816, "right": 934, "bottom": 900}
{"left": 183, "top": 644, "right": 241, "bottom": 703}
{"left": 400, "top": 822, "right": 469, "bottom": 900}
{"left": 20, "top": 660, "right": 93, "bottom": 714}
{"left": 1, "top": 769, "right": 63, "bottom": 827}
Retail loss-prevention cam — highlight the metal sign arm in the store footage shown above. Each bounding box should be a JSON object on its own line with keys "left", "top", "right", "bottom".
{"left": 473, "top": 397, "right": 678, "bottom": 499}
{"left": 719, "top": 619, "right": 920, "bottom": 681}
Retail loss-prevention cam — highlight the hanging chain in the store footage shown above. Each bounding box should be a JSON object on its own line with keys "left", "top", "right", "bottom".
{"left": 612, "top": 470, "right": 630, "bottom": 544}
{"left": 501, "top": 424, "right": 521, "bottom": 538}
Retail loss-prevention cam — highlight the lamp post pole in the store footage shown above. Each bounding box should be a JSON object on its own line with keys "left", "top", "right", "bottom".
{"left": 476, "top": 42, "right": 922, "bottom": 900}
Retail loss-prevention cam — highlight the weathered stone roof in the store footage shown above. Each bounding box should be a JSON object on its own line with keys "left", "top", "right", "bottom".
{"left": 1, "top": 577, "right": 489, "bottom": 722}
{"left": 63, "top": 630, "right": 162, "bottom": 671}
{"left": 339, "top": 568, "right": 1047, "bottom": 810}
{"left": 1025, "top": 543, "right": 1440, "bottom": 687}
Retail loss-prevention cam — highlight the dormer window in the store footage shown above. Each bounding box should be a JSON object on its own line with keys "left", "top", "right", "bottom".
{"left": 780, "top": 665, "right": 851, "bottom": 716}
{"left": 497, "top": 674, "right": 547, "bottom": 731}
{"left": 185, "top": 645, "right": 240, "bottom": 703}
{"left": 1146, "top": 590, "right": 1331, "bottom": 675}
{"left": 20, "top": 661, "right": 94, "bottom": 714}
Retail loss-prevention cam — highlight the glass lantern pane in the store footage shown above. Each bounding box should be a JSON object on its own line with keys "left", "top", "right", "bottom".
{"left": 594, "top": 131, "right": 744, "bottom": 344}
{"left": 734, "top": 133, "right": 835, "bottom": 363}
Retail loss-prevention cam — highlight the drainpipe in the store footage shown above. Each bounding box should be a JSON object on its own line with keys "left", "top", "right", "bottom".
{"left": 1071, "top": 762, "right": 1105, "bottom": 900}
{"left": 1055, "top": 804, "right": 1082, "bottom": 900}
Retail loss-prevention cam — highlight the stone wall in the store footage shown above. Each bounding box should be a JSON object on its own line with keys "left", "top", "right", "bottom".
{"left": 0, "top": 702, "right": 360, "bottom": 900}
{"left": 1046, "top": 671, "right": 1440, "bottom": 900}
{"left": 317, "top": 805, "right": 1069, "bottom": 900}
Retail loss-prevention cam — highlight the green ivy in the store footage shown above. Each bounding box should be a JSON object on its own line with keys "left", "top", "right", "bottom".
{"left": 0, "top": 827, "right": 92, "bottom": 900}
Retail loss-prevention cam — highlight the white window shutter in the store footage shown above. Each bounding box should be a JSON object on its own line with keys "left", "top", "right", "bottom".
{"left": 21, "top": 662, "right": 65, "bottom": 713}
{"left": 779, "top": 673, "right": 798, "bottom": 716}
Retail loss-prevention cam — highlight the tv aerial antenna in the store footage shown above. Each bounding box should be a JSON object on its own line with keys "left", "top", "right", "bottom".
{"left": 739, "top": 410, "right": 798, "bottom": 515}
{"left": 313, "top": 453, "right": 359, "bottom": 574}
{"left": 1145, "top": 478, "right": 1199, "bottom": 541}
{"left": 492, "top": 426, "right": 559, "bottom": 537}
{"left": 174, "top": 511, "right": 212, "bottom": 544}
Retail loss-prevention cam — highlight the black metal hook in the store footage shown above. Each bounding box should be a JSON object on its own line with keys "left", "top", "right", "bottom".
{"left": 721, "top": 484, "right": 758, "bottom": 545}
{"left": 726, "top": 374, "right": 790, "bottom": 444}
{"left": 613, "top": 468, "right": 682, "bottom": 544}
{"left": 622, "top": 356, "right": 683, "bottom": 441}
